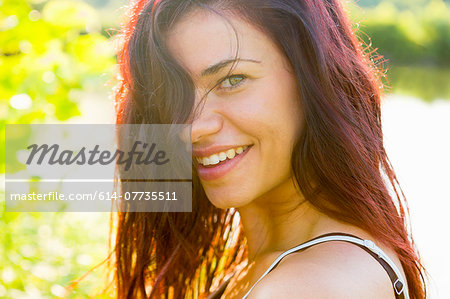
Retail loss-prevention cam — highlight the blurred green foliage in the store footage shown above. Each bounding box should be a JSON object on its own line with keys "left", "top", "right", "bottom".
{"left": 1, "top": 0, "right": 115, "bottom": 298}
{"left": 386, "top": 65, "right": 450, "bottom": 101}
{"left": 0, "top": 0, "right": 116, "bottom": 170}
{"left": 0, "top": 210, "right": 111, "bottom": 298}
{"left": 348, "top": 0, "right": 450, "bottom": 100}
{"left": 350, "top": 0, "right": 450, "bottom": 66}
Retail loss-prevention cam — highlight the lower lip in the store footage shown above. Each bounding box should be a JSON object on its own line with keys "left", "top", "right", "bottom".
{"left": 196, "top": 146, "right": 252, "bottom": 181}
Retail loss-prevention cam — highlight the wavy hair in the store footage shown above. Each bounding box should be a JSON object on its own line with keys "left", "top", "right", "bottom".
{"left": 113, "top": 0, "right": 427, "bottom": 298}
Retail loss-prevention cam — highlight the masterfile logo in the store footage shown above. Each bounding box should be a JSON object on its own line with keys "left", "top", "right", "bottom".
{"left": 5, "top": 124, "right": 193, "bottom": 212}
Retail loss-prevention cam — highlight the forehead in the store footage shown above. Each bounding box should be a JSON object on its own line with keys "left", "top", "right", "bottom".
{"left": 165, "top": 9, "right": 275, "bottom": 79}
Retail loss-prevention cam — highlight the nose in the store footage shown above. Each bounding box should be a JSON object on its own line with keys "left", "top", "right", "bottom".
{"left": 191, "top": 100, "right": 223, "bottom": 144}
{"left": 178, "top": 93, "right": 223, "bottom": 147}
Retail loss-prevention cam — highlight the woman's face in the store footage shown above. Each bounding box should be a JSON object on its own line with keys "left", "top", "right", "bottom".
{"left": 167, "top": 9, "right": 303, "bottom": 208}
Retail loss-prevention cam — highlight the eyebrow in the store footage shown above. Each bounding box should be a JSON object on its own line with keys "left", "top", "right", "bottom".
{"left": 200, "top": 58, "right": 261, "bottom": 77}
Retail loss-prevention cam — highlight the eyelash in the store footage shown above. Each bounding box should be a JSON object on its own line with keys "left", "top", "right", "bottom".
{"left": 216, "top": 74, "right": 247, "bottom": 91}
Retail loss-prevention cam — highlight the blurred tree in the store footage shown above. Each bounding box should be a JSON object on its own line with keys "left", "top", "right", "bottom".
{"left": 347, "top": 0, "right": 450, "bottom": 100}
{"left": 349, "top": 0, "right": 450, "bottom": 66}
{"left": 0, "top": 0, "right": 116, "bottom": 171}
{"left": 1, "top": 1, "right": 115, "bottom": 298}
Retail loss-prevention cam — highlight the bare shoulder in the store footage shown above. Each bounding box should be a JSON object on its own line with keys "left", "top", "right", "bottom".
{"left": 247, "top": 240, "right": 398, "bottom": 299}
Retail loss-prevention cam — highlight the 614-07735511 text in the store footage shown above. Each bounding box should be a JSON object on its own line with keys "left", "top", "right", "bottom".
{"left": 101, "top": 191, "right": 178, "bottom": 201}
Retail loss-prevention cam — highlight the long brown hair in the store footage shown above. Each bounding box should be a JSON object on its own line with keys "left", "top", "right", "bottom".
{"left": 113, "top": 0, "right": 427, "bottom": 298}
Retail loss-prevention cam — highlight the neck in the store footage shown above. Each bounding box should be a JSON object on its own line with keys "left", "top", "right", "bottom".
{"left": 236, "top": 176, "right": 328, "bottom": 262}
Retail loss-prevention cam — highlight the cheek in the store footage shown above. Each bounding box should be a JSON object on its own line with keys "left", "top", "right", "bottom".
{"left": 230, "top": 76, "right": 302, "bottom": 141}
{"left": 225, "top": 82, "right": 301, "bottom": 179}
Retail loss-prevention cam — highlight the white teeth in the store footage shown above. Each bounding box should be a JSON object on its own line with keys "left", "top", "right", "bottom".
{"left": 209, "top": 154, "right": 220, "bottom": 165}
{"left": 218, "top": 152, "right": 227, "bottom": 161}
{"left": 197, "top": 145, "right": 250, "bottom": 166}
{"left": 225, "top": 149, "right": 235, "bottom": 159}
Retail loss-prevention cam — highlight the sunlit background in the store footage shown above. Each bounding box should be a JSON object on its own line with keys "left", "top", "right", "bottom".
{"left": 1, "top": 0, "right": 449, "bottom": 298}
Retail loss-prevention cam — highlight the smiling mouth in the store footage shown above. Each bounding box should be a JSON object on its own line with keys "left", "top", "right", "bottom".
{"left": 194, "top": 144, "right": 253, "bottom": 181}
{"left": 195, "top": 145, "right": 252, "bottom": 168}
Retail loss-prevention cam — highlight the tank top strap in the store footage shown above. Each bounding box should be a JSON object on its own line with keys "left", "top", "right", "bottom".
{"left": 241, "top": 232, "right": 409, "bottom": 299}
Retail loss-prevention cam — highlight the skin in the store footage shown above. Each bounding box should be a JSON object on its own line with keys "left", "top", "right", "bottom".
{"left": 167, "top": 8, "right": 406, "bottom": 298}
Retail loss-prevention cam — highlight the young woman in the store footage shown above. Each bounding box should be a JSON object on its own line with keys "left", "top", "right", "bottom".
{"left": 113, "top": 0, "right": 427, "bottom": 298}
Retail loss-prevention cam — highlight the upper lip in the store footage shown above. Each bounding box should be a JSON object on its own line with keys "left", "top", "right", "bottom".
{"left": 193, "top": 144, "right": 251, "bottom": 157}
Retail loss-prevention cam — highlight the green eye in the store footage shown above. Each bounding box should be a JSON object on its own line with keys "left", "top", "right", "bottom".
{"left": 219, "top": 74, "right": 246, "bottom": 90}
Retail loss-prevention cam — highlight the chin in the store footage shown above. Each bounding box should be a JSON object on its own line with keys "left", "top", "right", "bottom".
{"left": 205, "top": 192, "right": 253, "bottom": 210}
